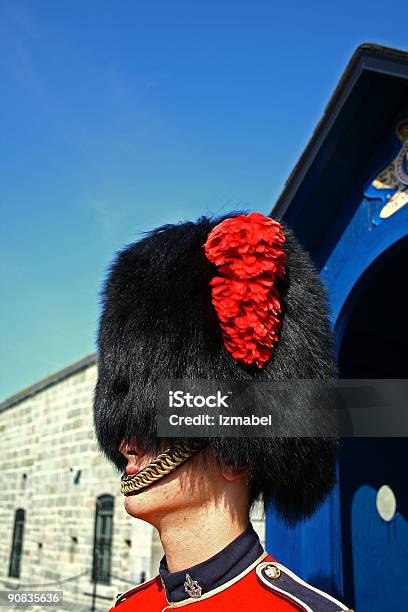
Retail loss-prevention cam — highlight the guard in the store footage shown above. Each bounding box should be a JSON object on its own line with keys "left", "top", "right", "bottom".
{"left": 93, "top": 212, "right": 351, "bottom": 610}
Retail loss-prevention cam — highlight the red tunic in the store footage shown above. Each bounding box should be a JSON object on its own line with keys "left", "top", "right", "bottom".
{"left": 110, "top": 554, "right": 350, "bottom": 611}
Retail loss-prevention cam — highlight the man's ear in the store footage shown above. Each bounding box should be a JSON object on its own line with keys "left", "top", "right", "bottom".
{"left": 221, "top": 465, "right": 249, "bottom": 482}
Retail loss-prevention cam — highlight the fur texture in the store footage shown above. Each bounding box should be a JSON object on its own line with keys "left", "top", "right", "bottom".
{"left": 93, "top": 214, "right": 337, "bottom": 523}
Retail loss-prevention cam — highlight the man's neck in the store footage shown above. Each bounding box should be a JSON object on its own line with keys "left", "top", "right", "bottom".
{"left": 157, "top": 505, "right": 250, "bottom": 573}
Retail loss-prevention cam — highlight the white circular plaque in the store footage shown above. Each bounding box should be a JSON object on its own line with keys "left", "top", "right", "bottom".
{"left": 376, "top": 484, "right": 397, "bottom": 522}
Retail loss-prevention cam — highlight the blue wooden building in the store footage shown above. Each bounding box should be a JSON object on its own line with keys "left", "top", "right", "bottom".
{"left": 266, "top": 44, "right": 408, "bottom": 612}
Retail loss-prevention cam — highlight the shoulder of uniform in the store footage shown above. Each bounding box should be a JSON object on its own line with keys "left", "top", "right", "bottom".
{"left": 114, "top": 575, "right": 162, "bottom": 607}
{"left": 256, "top": 561, "right": 353, "bottom": 612}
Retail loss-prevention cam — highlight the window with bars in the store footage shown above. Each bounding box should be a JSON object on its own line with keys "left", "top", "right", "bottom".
{"left": 9, "top": 508, "right": 25, "bottom": 578}
{"left": 92, "top": 495, "right": 114, "bottom": 585}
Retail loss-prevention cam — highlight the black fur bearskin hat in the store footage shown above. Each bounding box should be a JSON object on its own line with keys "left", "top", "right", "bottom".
{"left": 93, "top": 212, "right": 337, "bottom": 523}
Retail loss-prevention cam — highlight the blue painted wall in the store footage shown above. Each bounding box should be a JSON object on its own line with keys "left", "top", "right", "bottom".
{"left": 266, "top": 113, "right": 408, "bottom": 610}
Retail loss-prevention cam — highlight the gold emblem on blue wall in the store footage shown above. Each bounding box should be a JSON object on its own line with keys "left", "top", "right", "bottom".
{"left": 365, "top": 119, "right": 408, "bottom": 225}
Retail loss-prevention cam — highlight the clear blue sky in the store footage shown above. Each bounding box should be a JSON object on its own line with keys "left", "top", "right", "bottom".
{"left": 1, "top": 0, "right": 408, "bottom": 400}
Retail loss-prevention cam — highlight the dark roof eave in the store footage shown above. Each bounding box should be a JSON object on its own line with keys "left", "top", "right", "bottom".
{"left": 271, "top": 43, "right": 408, "bottom": 220}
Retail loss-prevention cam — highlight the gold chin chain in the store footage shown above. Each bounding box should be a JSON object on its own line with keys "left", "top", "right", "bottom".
{"left": 120, "top": 440, "right": 204, "bottom": 496}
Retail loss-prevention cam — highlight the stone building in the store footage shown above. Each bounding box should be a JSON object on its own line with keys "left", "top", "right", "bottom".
{"left": 0, "top": 354, "right": 265, "bottom": 611}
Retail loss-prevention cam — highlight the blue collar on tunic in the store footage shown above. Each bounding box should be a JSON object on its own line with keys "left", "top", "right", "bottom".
{"left": 159, "top": 523, "right": 264, "bottom": 603}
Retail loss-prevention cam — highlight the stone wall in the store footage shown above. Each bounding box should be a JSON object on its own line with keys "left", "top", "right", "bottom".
{"left": 0, "top": 358, "right": 154, "bottom": 611}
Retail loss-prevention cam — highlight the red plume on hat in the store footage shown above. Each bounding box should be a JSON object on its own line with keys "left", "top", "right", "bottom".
{"left": 204, "top": 212, "right": 286, "bottom": 368}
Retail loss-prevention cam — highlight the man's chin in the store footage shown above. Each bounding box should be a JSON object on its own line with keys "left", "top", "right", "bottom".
{"left": 123, "top": 487, "right": 161, "bottom": 520}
